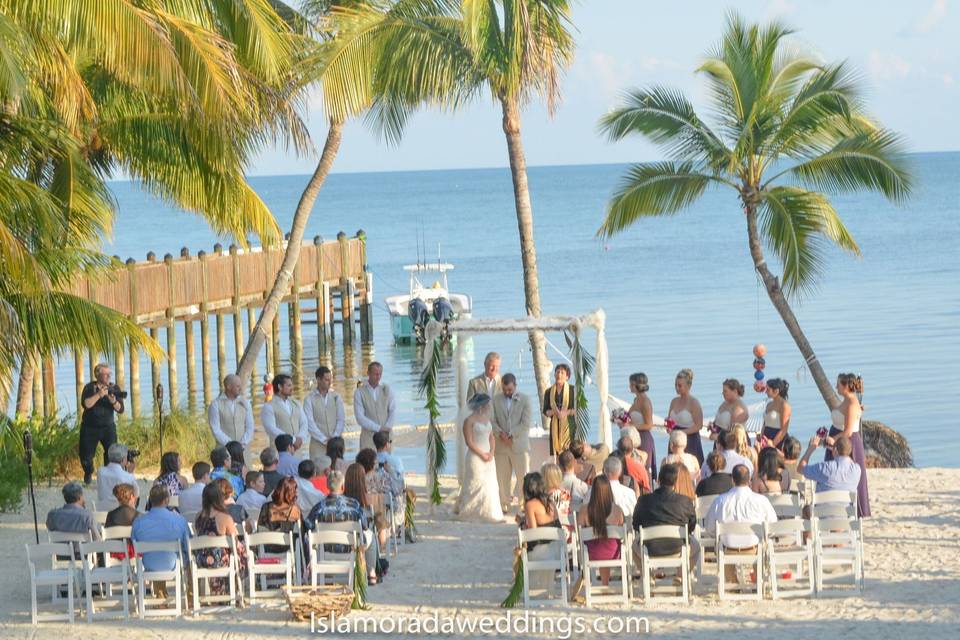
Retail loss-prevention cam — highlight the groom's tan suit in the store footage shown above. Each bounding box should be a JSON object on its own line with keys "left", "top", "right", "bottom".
{"left": 491, "top": 391, "right": 531, "bottom": 509}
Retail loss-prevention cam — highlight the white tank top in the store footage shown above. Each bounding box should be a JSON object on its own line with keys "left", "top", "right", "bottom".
{"left": 831, "top": 409, "right": 858, "bottom": 432}
{"left": 670, "top": 409, "right": 693, "bottom": 428}
{"left": 715, "top": 410, "right": 732, "bottom": 430}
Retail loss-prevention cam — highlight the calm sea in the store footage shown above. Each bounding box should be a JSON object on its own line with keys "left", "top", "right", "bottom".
{"left": 33, "top": 152, "right": 960, "bottom": 468}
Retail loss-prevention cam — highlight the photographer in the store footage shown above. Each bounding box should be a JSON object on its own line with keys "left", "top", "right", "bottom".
{"left": 97, "top": 443, "right": 140, "bottom": 505}
{"left": 80, "top": 362, "right": 125, "bottom": 485}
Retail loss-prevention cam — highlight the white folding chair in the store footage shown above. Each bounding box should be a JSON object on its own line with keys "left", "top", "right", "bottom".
{"left": 245, "top": 531, "right": 295, "bottom": 603}
{"left": 764, "top": 519, "right": 814, "bottom": 598}
{"left": 80, "top": 540, "right": 131, "bottom": 621}
{"left": 814, "top": 517, "right": 864, "bottom": 594}
{"left": 133, "top": 540, "right": 185, "bottom": 618}
{"left": 47, "top": 530, "right": 93, "bottom": 602}
{"left": 579, "top": 524, "right": 629, "bottom": 607}
{"left": 188, "top": 535, "right": 240, "bottom": 614}
{"left": 694, "top": 494, "right": 719, "bottom": 578}
{"left": 181, "top": 511, "right": 200, "bottom": 531}
{"left": 767, "top": 494, "right": 803, "bottom": 520}
{"left": 518, "top": 527, "right": 568, "bottom": 607}
{"left": 812, "top": 503, "right": 856, "bottom": 520}
{"left": 564, "top": 511, "right": 580, "bottom": 578}
{"left": 92, "top": 511, "right": 109, "bottom": 536}
{"left": 637, "top": 525, "right": 691, "bottom": 603}
{"left": 812, "top": 489, "right": 857, "bottom": 516}
{"left": 716, "top": 522, "right": 765, "bottom": 601}
{"left": 26, "top": 543, "right": 76, "bottom": 624}
{"left": 307, "top": 530, "right": 356, "bottom": 589}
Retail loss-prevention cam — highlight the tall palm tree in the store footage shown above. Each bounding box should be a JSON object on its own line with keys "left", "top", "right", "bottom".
{"left": 597, "top": 14, "right": 912, "bottom": 409}
{"left": 356, "top": 0, "right": 575, "bottom": 401}
{"left": 236, "top": 0, "right": 392, "bottom": 382}
{"left": 0, "top": 0, "right": 306, "bottom": 410}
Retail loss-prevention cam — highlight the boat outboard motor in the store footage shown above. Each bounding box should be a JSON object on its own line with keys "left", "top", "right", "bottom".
{"left": 408, "top": 297, "right": 429, "bottom": 342}
{"left": 432, "top": 296, "right": 453, "bottom": 324}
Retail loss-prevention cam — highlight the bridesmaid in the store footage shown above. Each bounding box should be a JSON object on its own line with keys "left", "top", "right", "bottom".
{"left": 624, "top": 373, "right": 656, "bottom": 478}
{"left": 762, "top": 378, "right": 792, "bottom": 449}
{"left": 667, "top": 369, "right": 704, "bottom": 465}
{"left": 711, "top": 378, "right": 749, "bottom": 442}
{"left": 825, "top": 373, "right": 871, "bottom": 517}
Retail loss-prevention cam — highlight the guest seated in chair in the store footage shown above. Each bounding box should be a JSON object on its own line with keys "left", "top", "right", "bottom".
{"left": 696, "top": 451, "right": 733, "bottom": 497}
{"left": 46, "top": 481, "right": 101, "bottom": 542}
{"left": 576, "top": 475, "right": 624, "bottom": 586}
{"left": 105, "top": 482, "right": 141, "bottom": 527}
{"left": 568, "top": 440, "right": 596, "bottom": 485}
{"left": 131, "top": 485, "right": 190, "bottom": 599}
{"left": 257, "top": 477, "right": 301, "bottom": 553}
{"left": 632, "top": 463, "right": 697, "bottom": 570}
{"left": 558, "top": 451, "right": 589, "bottom": 512}
{"left": 236, "top": 471, "right": 269, "bottom": 511}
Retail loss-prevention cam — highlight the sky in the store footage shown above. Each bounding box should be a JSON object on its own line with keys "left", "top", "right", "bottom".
{"left": 249, "top": 0, "right": 960, "bottom": 176}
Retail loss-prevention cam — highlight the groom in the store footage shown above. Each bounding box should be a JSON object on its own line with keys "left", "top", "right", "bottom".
{"left": 491, "top": 373, "right": 531, "bottom": 512}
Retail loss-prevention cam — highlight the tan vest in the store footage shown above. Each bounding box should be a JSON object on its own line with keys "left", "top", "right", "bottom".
{"left": 359, "top": 384, "right": 391, "bottom": 427}
{"left": 270, "top": 396, "right": 303, "bottom": 436}
{"left": 309, "top": 390, "right": 341, "bottom": 440}
{"left": 214, "top": 395, "right": 248, "bottom": 441}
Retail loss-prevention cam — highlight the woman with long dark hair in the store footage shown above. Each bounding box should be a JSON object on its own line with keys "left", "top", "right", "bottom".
{"left": 752, "top": 447, "right": 786, "bottom": 495}
{"left": 154, "top": 451, "right": 187, "bottom": 495}
{"left": 762, "top": 379, "right": 792, "bottom": 449}
{"left": 326, "top": 436, "right": 347, "bottom": 473}
{"left": 343, "top": 462, "right": 381, "bottom": 584}
{"left": 825, "top": 373, "right": 871, "bottom": 517}
{"left": 576, "top": 475, "right": 624, "bottom": 586}
{"left": 225, "top": 441, "right": 247, "bottom": 478}
{"left": 194, "top": 482, "right": 245, "bottom": 593}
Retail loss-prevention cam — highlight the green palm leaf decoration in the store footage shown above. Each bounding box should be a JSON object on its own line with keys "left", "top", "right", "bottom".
{"left": 500, "top": 549, "right": 524, "bottom": 608}
{"left": 596, "top": 12, "right": 913, "bottom": 409}
{"left": 418, "top": 335, "right": 446, "bottom": 505}
{"left": 564, "top": 328, "right": 594, "bottom": 444}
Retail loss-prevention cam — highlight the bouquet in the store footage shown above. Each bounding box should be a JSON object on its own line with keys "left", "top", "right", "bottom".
{"left": 664, "top": 418, "right": 677, "bottom": 432}
{"left": 816, "top": 426, "right": 828, "bottom": 446}
{"left": 611, "top": 407, "right": 631, "bottom": 425}
{"left": 707, "top": 421, "right": 721, "bottom": 435}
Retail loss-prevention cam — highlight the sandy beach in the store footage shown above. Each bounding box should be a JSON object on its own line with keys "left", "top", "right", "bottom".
{"left": 1, "top": 468, "right": 958, "bottom": 639}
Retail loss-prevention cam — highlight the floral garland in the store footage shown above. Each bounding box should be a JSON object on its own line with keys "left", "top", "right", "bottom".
{"left": 418, "top": 335, "right": 446, "bottom": 505}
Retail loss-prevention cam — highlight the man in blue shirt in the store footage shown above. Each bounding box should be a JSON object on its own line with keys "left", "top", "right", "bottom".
{"left": 275, "top": 434, "right": 300, "bottom": 478}
{"left": 132, "top": 485, "right": 190, "bottom": 598}
{"left": 209, "top": 446, "right": 244, "bottom": 497}
{"left": 798, "top": 434, "right": 861, "bottom": 494}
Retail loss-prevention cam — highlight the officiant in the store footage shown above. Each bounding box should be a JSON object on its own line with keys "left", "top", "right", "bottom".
{"left": 543, "top": 364, "right": 576, "bottom": 455}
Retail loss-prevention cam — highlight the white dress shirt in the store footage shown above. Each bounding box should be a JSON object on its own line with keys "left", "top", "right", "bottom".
{"left": 207, "top": 395, "right": 255, "bottom": 446}
{"left": 304, "top": 390, "right": 346, "bottom": 445}
{"left": 353, "top": 382, "right": 397, "bottom": 433}
{"left": 561, "top": 471, "right": 589, "bottom": 510}
{"left": 261, "top": 396, "right": 309, "bottom": 441}
{"left": 701, "top": 449, "right": 756, "bottom": 480}
{"left": 588, "top": 477, "right": 637, "bottom": 520}
{"left": 705, "top": 486, "right": 777, "bottom": 548}
{"left": 295, "top": 477, "right": 324, "bottom": 514}
{"left": 178, "top": 482, "right": 205, "bottom": 515}
{"left": 97, "top": 462, "right": 139, "bottom": 503}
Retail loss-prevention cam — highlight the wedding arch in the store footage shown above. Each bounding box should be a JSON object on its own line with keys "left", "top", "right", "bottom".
{"left": 418, "top": 309, "right": 611, "bottom": 504}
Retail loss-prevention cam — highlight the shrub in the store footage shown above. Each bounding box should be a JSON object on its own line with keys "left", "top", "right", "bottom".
{"left": 0, "top": 414, "right": 79, "bottom": 512}
{"left": 118, "top": 410, "right": 215, "bottom": 474}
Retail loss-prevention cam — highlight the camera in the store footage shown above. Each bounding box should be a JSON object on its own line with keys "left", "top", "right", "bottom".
{"left": 110, "top": 385, "right": 128, "bottom": 400}
{"left": 127, "top": 448, "right": 141, "bottom": 461}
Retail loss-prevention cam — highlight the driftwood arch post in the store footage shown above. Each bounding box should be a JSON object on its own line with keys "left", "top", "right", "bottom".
{"left": 419, "top": 309, "right": 611, "bottom": 504}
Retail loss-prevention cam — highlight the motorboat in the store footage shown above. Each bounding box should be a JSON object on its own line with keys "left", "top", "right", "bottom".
{"left": 385, "top": 262, "right": 472, "bottom": 344}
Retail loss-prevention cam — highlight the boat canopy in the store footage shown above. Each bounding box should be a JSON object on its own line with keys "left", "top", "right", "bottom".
{"left": 402, "top": 262, "right": 455, "bottom": 272}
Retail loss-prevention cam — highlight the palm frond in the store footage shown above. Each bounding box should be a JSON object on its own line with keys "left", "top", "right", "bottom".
{"left": 758, "top": 186, "right": 859, "bottom": 297}
{"left": 419, "top": 334, "right": 446, "bottom": 504}
{"left": 598, "top": 162, "right": 717, "bottom": 239}
{"left": 565, "top": 328, "right": 594, "bottom": 444}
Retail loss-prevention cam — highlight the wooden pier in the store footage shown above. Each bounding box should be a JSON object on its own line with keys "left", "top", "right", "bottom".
{"left": 17, "top": 231, "right": 374, "bottom": 419}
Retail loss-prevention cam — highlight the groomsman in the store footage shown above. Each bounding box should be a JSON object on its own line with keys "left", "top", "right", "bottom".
{"left": 208, "top": 374, "right": 254, "bottom": 448}
{"left": 261, "top": 373, "right": 308, "bottom": 452}
{"left": 466, "top": 352, "right": 501, "bottom": 403}
{"left": 304, "top": 365, "right": 345, "bottom": 466}
{"left": 354, "top": 361, "right": 396, "bottom": 452}
{"left": 491, "top": 373, "right": 531, "bottom": 512}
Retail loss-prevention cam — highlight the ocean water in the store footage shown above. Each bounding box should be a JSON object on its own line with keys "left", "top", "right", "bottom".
{"left": 38, "top": 152, "right": 960, "bottom": 468}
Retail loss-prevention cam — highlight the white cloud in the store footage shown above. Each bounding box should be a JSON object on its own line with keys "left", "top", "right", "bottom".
{"left": 765, "top": 0, "right": 798, "bottom": 20}
{"left": 912, "top": 0, "right": 948, "bottom": 34}
{"left": 582, "top": 50, "right": 633, "bottom": 99}
{"left": 867, "top": 50, "right": 912, "bottom": 82}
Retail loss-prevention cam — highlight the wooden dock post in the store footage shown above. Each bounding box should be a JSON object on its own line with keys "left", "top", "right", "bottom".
{"left": 291, "top": 250, "right": 303, "bottom": 359}
{"left": 229, "top": 244, "right": 243, "bottom": 372}
{"left": 180, "top": 248, "right": 196, "bottom": 408}
{"left": 247, "top": 305, "right": 260, "bottom": 383}
{"left": 73, "top": 349, "right": 85, "bottom": 410}
{"left": 359, "top": 271, "right": 374, "bottom": 345}
{"left": 164, "top": 253, "right": 178, "bottom": 409}
{"left": 146, "top": 252, "right": 160, "bottom": 403}
{"left": 126, "top": 258, "right": 141, "bottom": 418}
{"left": 337, "top": 232, "right": 354, "bottom": 344}
{"left": 213, "top": 244, "right": 226, "bottom": 389}
{"left": 198, "top": 250, "right": 212, "bottom": 407}
{"left": 312, "top": 236, "right": 330, "bottom": 352}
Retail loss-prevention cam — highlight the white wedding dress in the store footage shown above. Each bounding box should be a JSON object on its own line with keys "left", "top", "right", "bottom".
{"left": 456, "top": 421, "right": 504, "bottom": 522}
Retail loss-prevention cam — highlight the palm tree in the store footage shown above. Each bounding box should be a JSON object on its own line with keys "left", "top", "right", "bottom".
{"left": 0, "top": 1, "right": 306, "bottom": 410}
{"left": 597, "top": 14, "right": 912, "bottom": 409}
{"left": 358, "top": 0, "right": 575, "bottom": 401}
{"left": 236, "top": 0, "right": 396, "bottom": 382}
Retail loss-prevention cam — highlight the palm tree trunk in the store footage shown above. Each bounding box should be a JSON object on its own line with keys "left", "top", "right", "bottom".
{"left": 745, "top": 206, "right": 840, "bottom": 409}
{"left": 235, "top": 118, "right": 344, "bottom": 383}
{"left": 500, "top": 96, "right": 551, "bottom": 406}
{"left": 15, "top": 356, "right": 35, "bottom": 417}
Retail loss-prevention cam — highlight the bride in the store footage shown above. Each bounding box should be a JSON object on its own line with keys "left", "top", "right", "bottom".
{"left": 456, "top": 393, "right": 505, "bottom": 522}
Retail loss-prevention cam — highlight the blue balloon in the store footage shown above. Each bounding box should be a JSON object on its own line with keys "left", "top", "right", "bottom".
{"left": 754, "top": 369, "right": 765, "bottom": 381}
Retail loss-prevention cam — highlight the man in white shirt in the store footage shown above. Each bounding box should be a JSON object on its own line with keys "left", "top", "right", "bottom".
{"left": 304, "top": 366, "right": 345, "bottom": 465}
{"left": 261, "top": 373, "right": 309, "bottom": 451}
{"left": 466, "top": 352, "right": 501, "bottom": 403}
{"left": 701, "top": 430, "right": 754, "bottom": 480}
{"left": 295, "top": 460, "right": 324, "bottom": 514}
{"left": 235, "top": 471, "right": 269, "bottom": 511}
{"left": 179, "top": 462, "right": 211, "bottom": 515}
{"left": 588, "top": 456, "right": 637, "bottom": 518}
{"left": 704, "top": 465, "right": 777, "bottom": 584}
{"left": 559, "top": 451, "right": 589, "bottom": 511}
{"left": 97, "top": 443, "right": 139, "bottom": 504}
{"left": 353, "top": 361, "right": 396, "bottom": 452}
{"left": 275, "top": 434, "right": 300, "bottom": 478}
{"left": 208, "top": 374, "right": 254, "bottom": 448}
